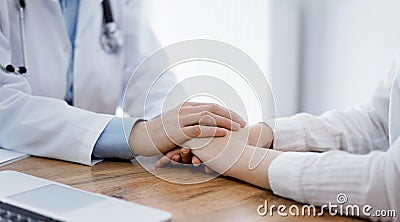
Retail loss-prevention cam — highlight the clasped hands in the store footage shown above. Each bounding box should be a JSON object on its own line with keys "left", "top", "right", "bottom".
{"left": 129, "top": 102, "right": 278, "bottom": 187}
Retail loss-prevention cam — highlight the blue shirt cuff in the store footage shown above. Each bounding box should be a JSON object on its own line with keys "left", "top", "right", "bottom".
{"left": 92, "top": 117, "right": 137, "bottom": 160}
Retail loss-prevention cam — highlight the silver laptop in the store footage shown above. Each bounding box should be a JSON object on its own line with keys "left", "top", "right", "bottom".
{"left": 0, "top": 171, "right": 171, "bottom": 222}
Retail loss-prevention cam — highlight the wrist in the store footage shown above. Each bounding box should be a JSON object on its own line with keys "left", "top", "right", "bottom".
{"left": 129, "top": 119, "right": 176, "bottom": 156}
{"left": 189, "top": 129, "right": 248, "bottom": 174}
{"left": 129, "top": 121, "right": 147, "bottom": 156}
{"left": 129, "top": 121, "right": 161, "bottom": 156}
{"left": 248, "top": 123, "right": 274, "bottom": 148}
{"left": 224, "top": 146, "right": 282, "bottom": 189}
{"left": 263, "top": 123, "right": 274, "bottom": 148}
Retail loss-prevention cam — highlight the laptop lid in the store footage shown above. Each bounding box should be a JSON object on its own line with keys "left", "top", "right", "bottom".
{"left": 0, "top": 171, "right": 172, "bottom": 222}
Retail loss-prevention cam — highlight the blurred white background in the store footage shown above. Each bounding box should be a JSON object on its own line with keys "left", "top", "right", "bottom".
{"left": 143, "top": 0, "right": 400, "bottom": 118}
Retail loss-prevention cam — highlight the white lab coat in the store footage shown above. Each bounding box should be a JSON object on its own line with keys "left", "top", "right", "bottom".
{"left": 0, "top": 0, "right": 176, "bottom": 165}
{"left": 268, "top": 55, "right": 400, "bottom": 220}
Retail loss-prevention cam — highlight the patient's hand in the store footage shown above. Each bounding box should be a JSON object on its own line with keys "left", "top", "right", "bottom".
{"left": 154, "top": 147, "right": 215, "bottom": 174}
{"left": 155, "top": 123, "right": 274, "bottom": 173}
{"left": 183, "top": 128, "right": 283, "bottom": 189}
{"left": 155, "top": 128, "right": 249, "bottom": 172}
{"left": 183, "top": 128, "right": 249, "bottom": 174}
{"left": 155, "top": 147, "right": 198, "bottom": 167}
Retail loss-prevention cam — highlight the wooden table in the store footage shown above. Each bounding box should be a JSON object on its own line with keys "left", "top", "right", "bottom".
{"left": 0, "top": 157, "right": 363, "bottom": 222}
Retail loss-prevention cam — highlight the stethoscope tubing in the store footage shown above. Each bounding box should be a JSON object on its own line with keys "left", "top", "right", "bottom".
{"left": 18, "top": 0, "right": 27, "bottom": 74}
{"left": 2, "top": 0, "right": 122, "bottom": 75}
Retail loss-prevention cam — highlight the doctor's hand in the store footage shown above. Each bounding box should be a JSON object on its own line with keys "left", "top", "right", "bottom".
{"left": 129, "top": 102, "right": 246, "bottom": 156}
{"left": 154, "top": 147, "right": 215, "bottom": 174}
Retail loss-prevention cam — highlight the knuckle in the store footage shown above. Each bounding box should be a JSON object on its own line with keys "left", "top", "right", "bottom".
{"left": 178, "top": 106, "right": 186, "bottom": 114}
{"left": 209, "top": 103, "right": 219, "bottom": 112}
{"left": 205, "top": 127, "right": 216, "bottom": 136}
{"left": 178, "top": 116, "right": 186, "bottom": 125}
{"left": 202, "top": 111, "right": 210, "bottom": 117}
{"left": 191, "top": 126, "right": 201, "bottom": 137}
{"left": 214, "top": 103, "right": 221, "bottom": 109}
{"left": 222, "top": 118, "right": 231, "bottom": 126}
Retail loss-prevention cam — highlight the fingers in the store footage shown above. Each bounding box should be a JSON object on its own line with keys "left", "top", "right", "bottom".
{"left": 155, "top": 148, "right": 194, "bottom": 168}
{"left": 182, "top": 125, "right": 228, "bottom": 138}
{"left": 182, "top": 101, "right": 204, "bottom": 107}
{"left": 165, "top": 149, "right": 181, "bottom": 159}
{"left": 171, "top": 154, "right": 180, "bottom": 165}
{"left": 183, "top": 104, "right": 246, "bottom": 127}
{"left": 155, "top": 149, "right": 216, "bottom": 176}
{"left": 180, "top": 147, "right": 192, "bottom": 164}
{"left": 204, "top": 166, "right": 214, "bottom": 174}
{"left": 192, "top": 156, "right": 201, "bottom": 167}
{"left": 155, "top": 149, "right": 181, "bottom": 168}
{"left": 182, "top": 112, "right": 241, "bottom": 131}
{"left": 155, "top": 156, "right": 170, "bottom": 168}
{"left": 153, "top": 145, "right": 212, "bottom": 175}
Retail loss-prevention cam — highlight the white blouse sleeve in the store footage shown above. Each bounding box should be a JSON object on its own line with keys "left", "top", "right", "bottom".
{"left": 268, "top": 59, "right": 400, "bottom": 221}
{"left": 268, "top": 139, "right": 399, "bottom": 221}
{"left": 272, "top": 61, "right": 396, "bottom": 154}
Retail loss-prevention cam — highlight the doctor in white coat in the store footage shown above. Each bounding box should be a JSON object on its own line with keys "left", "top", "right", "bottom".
{"left": 0, "top": 0, "right": 246, "bottom": 165}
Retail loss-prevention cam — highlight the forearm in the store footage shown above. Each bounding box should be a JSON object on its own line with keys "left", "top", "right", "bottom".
{"left": 186, "top": 128, "right": 282, "bottom": 189}
{"left": 223, "top": 145, "right": 282, "bottom": 189}
{"left": 0, "top": 87, "right": 113, "bottom": 165}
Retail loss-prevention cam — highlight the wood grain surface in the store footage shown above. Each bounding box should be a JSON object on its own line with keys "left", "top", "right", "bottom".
{"left": 0, "top": 157, "right": 364, "bottom": 222}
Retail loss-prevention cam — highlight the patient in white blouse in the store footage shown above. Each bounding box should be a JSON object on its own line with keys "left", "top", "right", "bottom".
{"left": 158, "top": 56, "right": 400, "bottom": 221}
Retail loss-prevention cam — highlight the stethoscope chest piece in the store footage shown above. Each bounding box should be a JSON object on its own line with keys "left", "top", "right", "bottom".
{"left": 101, "top": 22, "right": 123, "bottom": 54}
{"left": 100, "top": 0, "right": 123, "bottom": 54}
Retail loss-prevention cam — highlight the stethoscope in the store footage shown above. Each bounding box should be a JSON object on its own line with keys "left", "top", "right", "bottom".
{"left": 0, "top": 0, "right": 123, "bottom": 75}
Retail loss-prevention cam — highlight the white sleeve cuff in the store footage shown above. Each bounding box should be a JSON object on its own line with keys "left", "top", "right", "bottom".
{"left": 268, "top": 152, "right": 317, "bottom": 203}
{"left": 273, "top": 117, "right": 307, "bottom": 151}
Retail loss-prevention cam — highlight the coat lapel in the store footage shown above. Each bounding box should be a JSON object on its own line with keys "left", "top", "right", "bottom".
{"left": 76, "top": 0, "right": 103, "bottom": 37}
